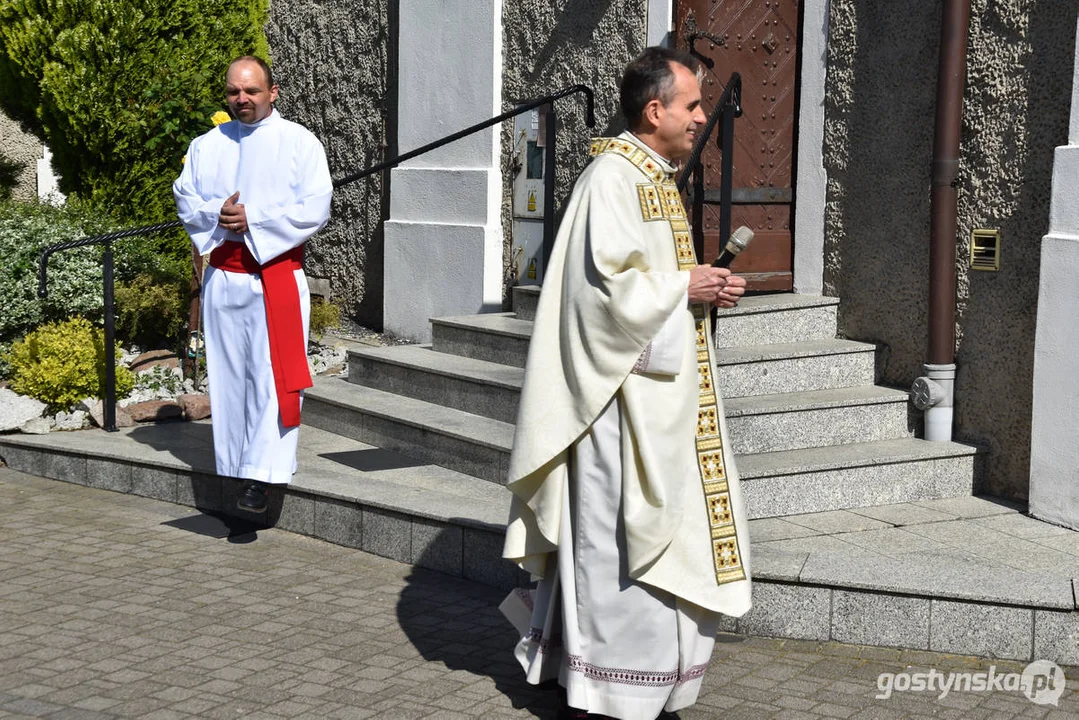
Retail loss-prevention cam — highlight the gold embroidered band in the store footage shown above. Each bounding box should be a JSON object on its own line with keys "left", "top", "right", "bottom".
{"left": 593, "top": 137, "right": 746, "bottom": 586}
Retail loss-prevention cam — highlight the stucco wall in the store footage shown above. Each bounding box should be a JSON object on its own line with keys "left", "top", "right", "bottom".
{"left": 0, "top": 112, "right": 42, "bottom": 202}
{"left": 824, "top": 0, "right": 1077, "bottom": 499}
{"left": 265, "top": 0, "right": 393, "bottom": 328}
{"left": 500, "top": 0, "right": 648, "bottom": 298}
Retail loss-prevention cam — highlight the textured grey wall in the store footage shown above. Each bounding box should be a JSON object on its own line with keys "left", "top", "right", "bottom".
{"left": 500, "top": 0, "right": 648, "bottom": 298}
{"left": 0, "top": 112, "right": 41, "bottom": 202}
{"left": 824, "top": 0, "right": 1077, "bottom": 499}
{"left": 266, "top": 0, "right": 393, "bottom": 328}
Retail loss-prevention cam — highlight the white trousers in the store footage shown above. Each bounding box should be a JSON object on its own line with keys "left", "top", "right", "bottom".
{"left": 511, "top": 396, "right": 720, "bottom": 720}
{"left": 202, "top": 265, "right": 309, "bottom": 485}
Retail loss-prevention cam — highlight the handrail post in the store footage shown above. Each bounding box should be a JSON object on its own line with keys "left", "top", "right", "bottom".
{"left": 102, "top": 240, "right": 117, "bottom": 432}
{"left": 542, "top": 102, "right": 557, "bottom": 275}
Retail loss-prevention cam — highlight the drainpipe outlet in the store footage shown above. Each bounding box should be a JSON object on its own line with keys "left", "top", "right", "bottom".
{"left": 911, "top": 363, "right": 955, "bottom": 442}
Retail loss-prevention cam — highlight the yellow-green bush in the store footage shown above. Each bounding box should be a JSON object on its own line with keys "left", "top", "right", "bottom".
{"left": 4, "top": 318, "right": 135, "bottom": 410}
{"left": 310, "top": 298, "right": 341, "bottom": 341}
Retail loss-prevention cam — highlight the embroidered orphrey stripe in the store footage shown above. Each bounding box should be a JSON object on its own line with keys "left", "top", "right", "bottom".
{"left": 594, "top": 137, "right": 746, "bottom": 586}
{"left": 590, "top": 137, "right": 668, "bottom": 183}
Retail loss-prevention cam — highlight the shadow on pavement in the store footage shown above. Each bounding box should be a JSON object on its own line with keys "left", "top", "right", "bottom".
{"left": 320, "top": 448, "right": 428, "bottom": 472}
{"left": 162, "top": 511, "right": 261, "bottom": 543}
{"left": 128, "top": 421, "right": 215, "bottom": 472}
{"left": 397, "top": 528, "right": 557, "bottom": 718}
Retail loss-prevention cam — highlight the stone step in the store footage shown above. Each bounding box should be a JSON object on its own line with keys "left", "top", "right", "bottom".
{"left": 716, "top": 339, "right": 877, "bottom": 397}
{"left": 739, "top": 438, "right": 979, "bottom": 519}
{"left": 0, "top": 423, "right": 522, "bottom": 590}
{"left": 347, "top": 344, "right": 524, "bottom": 424}
{"left": 431, "top": 312, "right": 532, "bottom": 367}
{"left": 306, "top": 375, "right": 972, "bottom": 517}
{"left": 303, "top": 377, "right": 514, "bottom": 484}
{"left": 347, "top": 344, "right": 908, "bottom": 451}
{"left": 714, "top": 293, "right": 840, "bottom": 347}
{"left": 724, "top": 385, "right": 913, "bottom": 454}
{"left": 511, "top": 290, "right": 840, "bottom": 345}
{"left": 431, "top": 314, "right": 876, "bottom": 399}
{"left": 4, "top": 430, "right": 1070, "bottom": 665}
{"left": 730, "top": 497, "right": 1079, "bottom": 664}
{"left": 511, "top": 284, "right": 540, "bottom": 321}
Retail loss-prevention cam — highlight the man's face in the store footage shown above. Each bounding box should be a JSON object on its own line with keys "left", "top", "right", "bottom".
{"left": 225, "top": 61, "right": 278, "bottom": 124}
{"left": 652, "top": 63, "right": 706, "bottom": 161}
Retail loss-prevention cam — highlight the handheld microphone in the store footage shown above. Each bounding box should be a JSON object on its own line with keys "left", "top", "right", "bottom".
{"left": 712, "top": 226, "right": 754, "bottom": 268}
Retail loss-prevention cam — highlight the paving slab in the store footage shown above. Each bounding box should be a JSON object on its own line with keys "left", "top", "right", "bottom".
{"left": 3, "top": 469, "right": 1079, "bottom": 719}
{"left": 4, "top": 424, "right": 1079, "bottom": 631}
{"left": 847, "top": 502, "right": 958, "bottom": 527}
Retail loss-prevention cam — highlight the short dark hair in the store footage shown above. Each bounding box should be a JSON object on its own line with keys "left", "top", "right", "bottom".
{"left": 228, "top": 55, "right": 274, "bottom": 89}
{"left": 619, "top": 47, "right": 701, "bottom": 128}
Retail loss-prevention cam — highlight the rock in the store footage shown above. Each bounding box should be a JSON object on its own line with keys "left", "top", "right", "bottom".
{"left": 83, "top": 399, "right": 135, "bottom": 428}
{"left": 54, "top": 410, "right": 87, "bottom": 431}
{"left": 129, "top": 349, "right": 179, "bottom": 372}
{"left": 125, "top": 400, "right": 184, "bottom": 423}
{"left": 20, "top": 417, "right": 52, "bottom": 434}
{"left": 116, "top": 407, "right": 135, "bottom": 428}
{"left": 0, "top": 388, "right": 46, "bottom": 432}
{"left": 178, "top": 394, "right": 211, "bottom": 421}
{"left": 322, "top": 363, "right": 347, "bottom": 376}
{"left": 82, "top": 399, "right": 104, "bottom": 427}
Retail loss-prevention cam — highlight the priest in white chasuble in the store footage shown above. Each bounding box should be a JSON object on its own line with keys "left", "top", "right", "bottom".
{"left": 173, "top": 56, "right": 332, "bottom": 514}
{"left": 501, "top": 47, "right": 752, "bottom": 720}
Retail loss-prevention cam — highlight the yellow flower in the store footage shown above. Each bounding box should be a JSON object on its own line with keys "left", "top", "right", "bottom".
{"left": 211, "top": 111, "right": 231, "bottom": 126}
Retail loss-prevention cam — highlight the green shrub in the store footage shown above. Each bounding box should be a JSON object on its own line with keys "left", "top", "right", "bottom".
{"left": 0, "top": 199, "right": 190, "bottom": 349}
{"left": 114, "top": 271, "right": 188, "bottom": 351}
{"left": 132, "top": 363, "right": 186, "bottom": 397}
{"left": 4, "top": 317, "right": 135, "bottom": 410}
{"left": 310, "top": 298, "right": 341, "bottom": 341}
{"left": 0, "top": 1, "right": 270, "bottom": 240}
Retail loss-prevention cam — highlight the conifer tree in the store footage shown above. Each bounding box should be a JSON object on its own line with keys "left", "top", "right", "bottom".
{"left": 0, "top": 0, "right": 270, "bottom": 233}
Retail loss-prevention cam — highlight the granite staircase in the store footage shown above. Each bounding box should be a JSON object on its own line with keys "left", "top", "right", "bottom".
{"left": 303, "top": 286, "right": 978, "bottom": 519}
{"left": 8, "top": 290, "right": 1079, "bottom": 664}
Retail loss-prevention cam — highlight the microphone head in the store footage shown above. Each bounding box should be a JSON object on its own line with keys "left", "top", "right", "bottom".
{"left": 727, "top": 225, "right": 754, "bottom": 254}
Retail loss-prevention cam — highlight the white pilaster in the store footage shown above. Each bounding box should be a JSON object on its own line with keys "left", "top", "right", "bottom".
{"left": 792, "top": 0, "right": 829, "bottom": 295}
{"left": 384, "top": 0, "right": 504, "bottom": 341}
{"left": 1028, "top": 15, "right": 1079, "bottom": 528}
{"left": 646, "top": 0, "right": 673, "bottom": 46}
{"left": 36, "top": 146, "right": 64, "bottom": 204}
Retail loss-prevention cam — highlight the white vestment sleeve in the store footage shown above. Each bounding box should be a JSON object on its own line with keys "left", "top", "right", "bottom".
{"left": 632, "top": 290, "right": 688, "bottom": 376}
{"left": 173, "top": 142, "right": 228, "bottom": 256}
{"left": 242, "top": 139, "right": 333, "bottom": 265}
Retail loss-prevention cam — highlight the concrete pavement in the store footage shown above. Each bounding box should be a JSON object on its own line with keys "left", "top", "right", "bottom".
{"left": 1, "top": 467, "right": 1075, "bottom": 719}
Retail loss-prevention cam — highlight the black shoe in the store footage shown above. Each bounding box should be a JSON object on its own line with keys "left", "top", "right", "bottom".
{"left": 237, "top": 482, "right": 268, "bottom": 513}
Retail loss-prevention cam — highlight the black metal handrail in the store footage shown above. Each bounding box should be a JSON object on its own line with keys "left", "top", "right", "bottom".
{"left": 676, "top": 72, "right": 742, "bottom": 264}
{"left": 36, "top": 221, "right": 184, "bottom": 433}
{"left": 36, "top": 84, "right": 595, "bottom": 431}
{"left": 333, "top": 84, "right": 595, "bottom": 271}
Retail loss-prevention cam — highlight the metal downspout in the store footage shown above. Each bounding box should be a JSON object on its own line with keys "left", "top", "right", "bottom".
{"left": 913, "top": 0, "right": 971, "bottom": 441}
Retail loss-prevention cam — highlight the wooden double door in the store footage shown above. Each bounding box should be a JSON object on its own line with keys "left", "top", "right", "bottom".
{"left": 675, "top": 0, "right": 802, "bottom": 291}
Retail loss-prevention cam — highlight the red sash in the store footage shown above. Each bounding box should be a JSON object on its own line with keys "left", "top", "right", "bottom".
{"left": 208, "top": 241, "right": 312, "bottom": 428}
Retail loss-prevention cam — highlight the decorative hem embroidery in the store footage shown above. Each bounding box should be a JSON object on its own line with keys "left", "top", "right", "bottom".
{"left": 513, "top": 587, "right": 534, "bottom": 611}
{"left": 631, "top": 342, "right": 653, "bottom": 375}
{"left": 526, "top": 627, "right": 563, "bottom": 653}
{"left": 565, "top": 655, "right": 709, "bottom": 688}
